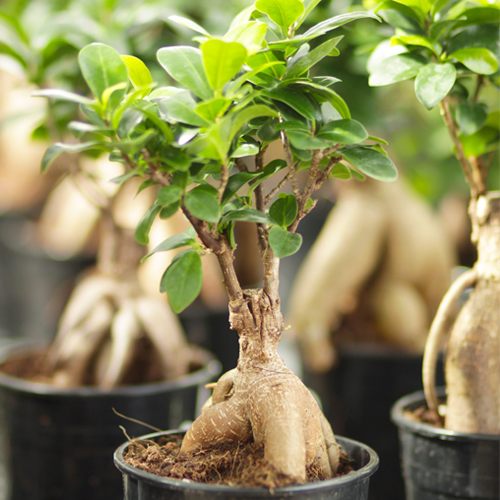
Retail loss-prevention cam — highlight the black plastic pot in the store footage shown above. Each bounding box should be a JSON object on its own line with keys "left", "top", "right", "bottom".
{"left": 303, "top": 344, "right": 444, "bottom": 500}
{"left": 0, "top": 215, "right": 94, "bottom": 341}
{"left": 114, "top": 430, "right": 379, "bottom": 500}
{"left": 0, "top": 340, "right": 221, "bottom": 500}
{"left": 391, "top": 389, "right": 500, "bottom": 499}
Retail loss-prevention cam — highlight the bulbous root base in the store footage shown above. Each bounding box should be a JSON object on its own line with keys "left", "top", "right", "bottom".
{"left": 182, "top": 367, "right": 339, "bottom": 484}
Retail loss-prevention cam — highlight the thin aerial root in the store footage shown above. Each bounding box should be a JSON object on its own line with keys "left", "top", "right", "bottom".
{"left": 423, "top": 268, "right": 477, "bottom": 413}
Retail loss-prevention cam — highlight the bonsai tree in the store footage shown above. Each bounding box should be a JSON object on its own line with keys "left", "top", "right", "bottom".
{"left": 39, "top": 0, "right": 398, "bottom": 483}
{"left": 367, "top": 0, "right": 499, "bottom": 434}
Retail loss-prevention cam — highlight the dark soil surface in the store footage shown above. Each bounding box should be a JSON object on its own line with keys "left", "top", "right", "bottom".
{"left": 404, "top": 405, "right": 445, "bottom": 428}
{"left": 124, "top": 433, "right": 355, "bottom": 489}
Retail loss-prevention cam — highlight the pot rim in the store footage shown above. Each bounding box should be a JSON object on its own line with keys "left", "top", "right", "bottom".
{"left": 0, "top": 339, "right": 221, "bottom": 397}
{"left": 113, "top": 430, "right": 379, "bottom": 496}
{"left": 391, "top": 389, "right": 500, "bottom": 442}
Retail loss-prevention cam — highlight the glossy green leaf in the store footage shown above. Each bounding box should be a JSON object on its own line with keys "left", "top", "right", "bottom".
{"left": 41, "top": 141, "right": 104, "bottom": 173}
{"left": 287, "top": 130, "right": 329, "bottom": 150}
{"left": 222, "top": 172, "right": 259, "bottom": 204}
{"left": 161, "top": 250, "right": 203, "bottom": 313}
{"left": 222, "top": 208, "right": 273, "bottom": 224}
{"left": 78, "top": 43, "right": 128, "bottom": 110}
{"left": 285, "top": 36, "right": 343, "bottom": 79}
{"left": 158, "top": 91, "right": 209, "bottom": 127}
{"left": 121, "top": 55, "right": 153, "bottom": 97}
{"left": 392, "top": 0, "right": 431, "bottom": 14}
{"left": 341, "top": 146, "right": 398, "bottom": 181}
{"left": 449, "top": 47, "right": 499, "bottom": 75}
{"left": 269, "top": 194, "right": 298, "bottom": 227}
{"left": 459, "top": 127, "right": 498, "bottom": 158}
{"left": 157, "top": 185, "right": 184, "bottom": 206}
{"left": 168, "top": 15, "right": 211, "bottom": 37}
{"left": 184, "top": 185, "right": 221, "bottom": 223}
{"left": 265, "top": 87, "right": 316, "bottom": 120}
{"left": 375, "top": 1, "right": 424, "bottom": 24}
{"left": 157, "top": 46, "right": 212, "bottom": 100}
{"left": 135, "top": 204, "right": 162, "bottom": 245}
{"left": 160, "top": 201, "right": 181, "bottom": 220}
{"left": 247, "top": 51, "right": 286, "bottom": 78}
{"left": 231, "top": 143, "right": 260, "bottom": 158}
{"left": 202, "top": 39, "right": 247, "bottom": 92}
{"left": 415, "top": 63, "right": 456, "bottom": 109}
{"left": 369, "top": 53, "right": 428, "bottom": 86}
{"left": 317, "top": 119, "right": 368, "bottom": 144}
{"left": 224, "top": 21, "right": 267, "bottom": 56}
{"left": 329, "top": 163, "right": 352, "bottom": 180}
{"left": 142, "top": 226, "right": 197, "bottom": 261}
{"left": 254, "top": 0, "right": 304, "bottom": 30}
{"left": 196, "top": 98, "right": 231, "bottom": 121}
{"left": 268, "top": 226, "right": 302, "bottom": 258}
{"left": 391, "top": 35, "right": 441, "bottom": 56}
{"left": 456, "top": 102, "right": 488, "bottom": 136}
{"left": 299, "top": 12, "right": 380, "bottom": 40}
{"left": 32, "top": 88, "right": 94, "bottom": 105}
{"left": 446, "top": 25, "right": 500, "bottom": 59}
{"left": 230, "top": 104, "right": 278, "bottom": 139}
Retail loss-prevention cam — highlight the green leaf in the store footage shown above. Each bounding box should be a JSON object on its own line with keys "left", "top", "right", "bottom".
{"left": 230, "top": 104, "right": 278, "bottom": 140}
{"left": 375, "top": 1, "right": 424, "bottom": 25}
{"left": 135, "top": 205, "right": 162, "bottom": 245}
{"left": 41, "top": 142, "right": 104, "bottom": 173}
{"left": 78, "top": 43, "right": 128, "bottom": 110}
{"left": 415, "top": 63, "right": 456, "bottom": 110}
{"left": 158, "top": 91, "right": 210, "bottom": 127}
{"left": 299, "top": 12, "right": 380, "bottom": 41}
{"left": 268, "top": 226, "right": 302, "bottom": 258}
{"left": 157, "top": 185, "right": 184, "bottom": 206}
{"left": 184, "top": 185, "right": 221, "bottom": 223}
{"left": 446, "top": 25, "right": 500, "bottom": 58}
{"left": 391, "top": 34, "right": 441, "bottom": 56}
{"left": 269, "top": 194, "right": 298, "bottom": 227}
{"left": 32, "top": 88, "right": 94, "bottom": 105}
{"left": 341, "top": 147, "right": 398, "bottom": 181}
{"left": 369, "top": 53, "right": 428, "bottom": 86}
{"left": 222, "top": 208, "right": 273, "bottom": 224}
{"left": 393, "top": 0, "right": 432, "bottom": 14}
{"left": 168, "top": 15, "right": 211, "bottom": 37}
{"left": 224, "top": 21, "right": 267, "bottom": 56}
{"left": 160, "top": 202, "right": 181, "bottom": 220}
{"left": 287, "top": 130, "right": 329, "bottom": 150}
{"left": 231, "top": 142, "right": 260, "bottom": 158}
{"left": 196, "top": 98, "right": 231, "bottom": 121}
{"left": 222, "top": 172, "right": 259, "bottom": 204}
{"left": 202, "top": 39, "right": 247, "bottom": 92}
{"left": 459, "top": 127, "right": 498, "bottom": 158}
{"left": 121, "top": 55, "right": 153, "bottom": 97}
{"left": 317, "top": 119, "right": 368, "bottom": 144}
{"left": 265, "top": 87, "right": 316, "bottom": 120}
{"left": 161, "top": 250, "right": 203, "bottom": 313}
{"left": 449, "top": 47, "right": 499, "bottom": 75}
{"left": 456, "top": 102, "right": 488, "bottom": 136}
{"left": 329, "top": 163, "right": 352, "bottom": 180}
{"left": 157, "top": 46, "right": 212, "bottom": 100}
{"left": 143, "top": 226, "right": 197, "bottom": 261}
{"left": 285, "top": 37, "right": 343, "bottom": 79}
{"left": 254, "top": 0, "right": 304, "bottom": 30}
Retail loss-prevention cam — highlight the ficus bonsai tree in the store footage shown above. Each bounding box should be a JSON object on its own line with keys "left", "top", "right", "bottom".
{"left": 39, "top": 0, "right": 398, "bottom": 484}
{"left": 367, "top": 0, "right": 499, "bottom": 434}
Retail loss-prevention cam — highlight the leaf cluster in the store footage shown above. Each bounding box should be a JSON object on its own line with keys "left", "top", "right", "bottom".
{"left": 367, "top": 0, "right": 499, "bottom": 160}
{"left": 38, "top": 0, "right": 398, "bottom": 312}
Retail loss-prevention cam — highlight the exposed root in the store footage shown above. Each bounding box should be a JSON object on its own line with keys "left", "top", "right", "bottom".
{"left": 42, "top": 270, "right": 197, "bottom": 388}
{"left": 422, "top": 268, "right": 477, "bottom": 415}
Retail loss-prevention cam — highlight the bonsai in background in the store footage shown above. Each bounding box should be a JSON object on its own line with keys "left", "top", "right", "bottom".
{"left": 40, "top": 0, "right": 397, "bottom": 485}
{"left": 368, "top": 0, "right": 499, "bottom": 434}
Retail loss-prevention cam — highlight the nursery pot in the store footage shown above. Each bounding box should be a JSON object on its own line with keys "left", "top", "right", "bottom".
{"left": 114, "top": 430, "right": 379, "bottom": 500}
{"left": 391, "top": 389, "right": 500, "bottom": 500}
{"left": 0, "top": 340, "right": 221, "bottom": 500}
{"left": 303, "top": 344, "right": 444, "bottom": 500}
